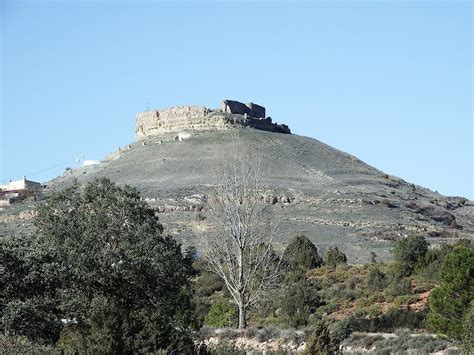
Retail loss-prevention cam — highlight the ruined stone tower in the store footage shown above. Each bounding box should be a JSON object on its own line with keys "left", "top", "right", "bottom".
{"left": 135, "top": 99, "right": 290, "bottom": 140}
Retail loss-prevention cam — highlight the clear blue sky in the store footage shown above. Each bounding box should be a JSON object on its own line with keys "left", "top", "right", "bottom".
{"left": 1, "top": 0, "right": 472, "bottom": 198}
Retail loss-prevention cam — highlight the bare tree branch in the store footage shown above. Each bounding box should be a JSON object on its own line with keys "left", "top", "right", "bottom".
{"left": 202, "top": 132, "right": 281, "bottom": 329}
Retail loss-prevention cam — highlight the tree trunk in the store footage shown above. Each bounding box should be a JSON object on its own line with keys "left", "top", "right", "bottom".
{"left": 238, "top": 245, "right": 246, "bottom": 329}
{"left": 238, "top": 303, "right": 247, "bottom": 329}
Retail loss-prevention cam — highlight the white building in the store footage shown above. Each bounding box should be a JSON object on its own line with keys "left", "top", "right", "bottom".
{"left": 0, "top": 176, "right": 42, "bottom": 192}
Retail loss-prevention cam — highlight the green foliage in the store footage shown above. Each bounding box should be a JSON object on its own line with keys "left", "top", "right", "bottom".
{"left": 393, "top": 295, "right": 419, "bottom": 306}
{"left": 427, "top": 245, "right": 474, "bottom": 339}
{"left": 462, "top": 301, "right": 474, "bottom": 351}
{"left": 192, "top": 257, "right": 226, "bottom": 327}
{"left": 438, "top": 245, "right": 473, "bottom": 290}
{"left": 1, "top": 178, "right": 195, "bottom": 352}
{"left": 367, "top": 304, "right": 383, "bottom": 317}
{"left": 392, "top": 235, "right": 428, "bottom": 276}
{"left": 385, "top": 276, "right": 412, "bottom": 298}
{"left": 421, "top": 243, "right": 452, "bottom": 268}
{"left": 282, "top": 235, "right": 323, "bottom": 271}
{"left": 205, "top": 300, "right": 238, "bottom": 328}
{"left": 1, "top": 298, "right": 61, "bottom": 344}
{"left": 279, "top": 276, "right": 321, "bottom": 328}
{"left": 183, "top": 245, "right": 199, "bottom": 276}
{"left": 366, "top": 268, "right": 388, "bottom": 292}
{"left": 347, "top": 307, "right": 426, "bottom": 332}
{"left": 330, "top": 318, "right": 352, "bottom": 345}
{"left": 251, "top": 270, "right": 321, "bottom": 328}
{"left": 0, "top": 335, "right": 58, "bottom": 354}
{"left": 428, "top": 287, "right": 466, "bottom": 338}
{"left": 324, "top": 246, "right": 347, "bottom": 269}
{"left": 416, "top": 243, "right": 453, "bottom": 284}
{"left": 342, "top": 331, "right": 451, "bottom": 354}
{"left": 1, "top": 233, "right": 66, "bottom": 343}
{"left": 304, "top": 319, "right": 339, "bottom": 354}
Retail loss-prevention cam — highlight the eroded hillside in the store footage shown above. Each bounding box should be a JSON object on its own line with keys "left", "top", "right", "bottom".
{"left": 15, "top": 128, "right": 467, "bottom": 263}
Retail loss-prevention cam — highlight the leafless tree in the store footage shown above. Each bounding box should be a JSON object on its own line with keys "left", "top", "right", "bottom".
{"left": 203, "top": 135, "right": 281, "bottom": 329}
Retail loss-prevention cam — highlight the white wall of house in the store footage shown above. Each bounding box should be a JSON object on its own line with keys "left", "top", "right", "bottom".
{"left": 0, "top": 177, "right": 41, "bottom": 192}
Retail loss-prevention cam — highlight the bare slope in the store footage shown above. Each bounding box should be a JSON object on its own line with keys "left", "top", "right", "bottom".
{"left": 43, "top": 128, "right": 473, "bottom": 263}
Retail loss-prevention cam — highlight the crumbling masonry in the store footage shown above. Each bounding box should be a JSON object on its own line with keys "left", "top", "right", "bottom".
{"left": 135, "top": 99, "right": 290, "bottom": 140}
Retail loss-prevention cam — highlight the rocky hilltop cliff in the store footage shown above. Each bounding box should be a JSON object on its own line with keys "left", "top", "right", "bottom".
{"left": 135, "top": 100, "right": 290, "bottom": 139}
{"left": 2, "top": 100, "right": 473, "bottom": 263}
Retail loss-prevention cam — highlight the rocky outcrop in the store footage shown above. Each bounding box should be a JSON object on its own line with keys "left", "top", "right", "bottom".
{"left": 135, "top": 100, "right": 290, "bottom": 140}
{"left": 136, "top": 105, "right": 211, "bottom": 139}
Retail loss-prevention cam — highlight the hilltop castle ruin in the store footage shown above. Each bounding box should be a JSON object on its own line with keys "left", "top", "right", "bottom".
{"left": 135, "top": 100, "right": 290, "bottom": 140}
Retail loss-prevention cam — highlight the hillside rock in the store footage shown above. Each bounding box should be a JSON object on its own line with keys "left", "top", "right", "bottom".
{"left": 38, "top": 126, "right": 473, "bottom": 263}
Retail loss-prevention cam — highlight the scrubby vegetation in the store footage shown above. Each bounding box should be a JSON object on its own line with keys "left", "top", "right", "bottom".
{"left": 426, "top": 245, "right": 473, "bottom": 338}
{"left": 282, "top": 234, "right": 323, "bottom": 271}
{"left": 1, "top": 179, "right": 472, "bottom": 353}
{"left": 205, "top": 300, "right": 238, "bottom": 328}
{"left": 323, "top": 246, "right": 348, "bottom": 269}
{"left": 341, "top": 329, "right": 454, "bottom": 354}
{"left": 392, "top": 234, "right": 428, "bottom": 277}
{"left": 190, "top": 235, "right": 471, "bottom": 353}
{"left": 1, "top": 179, "right": 195, "bottom": 353}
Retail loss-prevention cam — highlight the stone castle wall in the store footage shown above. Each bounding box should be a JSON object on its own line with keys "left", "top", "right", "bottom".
{"left": 221, "top": 100, "right": 266, "bottom": 118}
{"left": 136, "top": 105, "right": 211, "bottom": 139}
{"left": 135, "top": 100, "right": 290, "bottom": 140}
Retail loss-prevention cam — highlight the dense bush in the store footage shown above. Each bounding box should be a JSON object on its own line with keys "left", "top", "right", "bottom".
{"left": 279, "top": 277, "right": 321, "bottom": 328}
{"left": 366, "top": 268, "right": 388, "bottom": 292}
{"left": 329, "top": 318, "right": 352, "bottom": 345}
{"left": 462, "top": 301, "right": 474, "bottom": 351}
{"left": 250, "top": 270, "right": 321, "bottom": 328}
{"left": 1, "top": 178, "right": 195, "bottom": 353}
{"left": 347, "top": 307, "right": 426, "bottom": 332}
{"left": 205, "top": 300, "right": 238, "bottom": 328}
{"left": 427, "top": 245, "right": 473, "bottom": 339}
{"left": 1, "top": 298, "right": 62, "bottom": 344}
{"left": 0, "top": 335, "right": 58, "bottom": 354}
{"left": 304, "top": 319, "right": 339, "bottom": 354}
{"left": 384, "top": 276, "right": 412, "bottom": 298}
{"left": 323, "top": 246, "right": 347, "bottom": 269}
{"left": 1, "top": 233, "right": 66, "bottom": 343}
{"left": 392, "top": 235, "right": 428, "bottom": 276}
{"left": 341, "top": 331, "right": 452, "bottom": 354}
{"left": 417, "top": 243, "right": 452, "bottom": 281}
{"left": 282, "top": 235, "right": 323, "bottom": 271}
{"left": 393, "top": 295, "right": 419, "bottom": 306}
{"left": 192, "top": 258, "right": 226, "bottom": 327}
